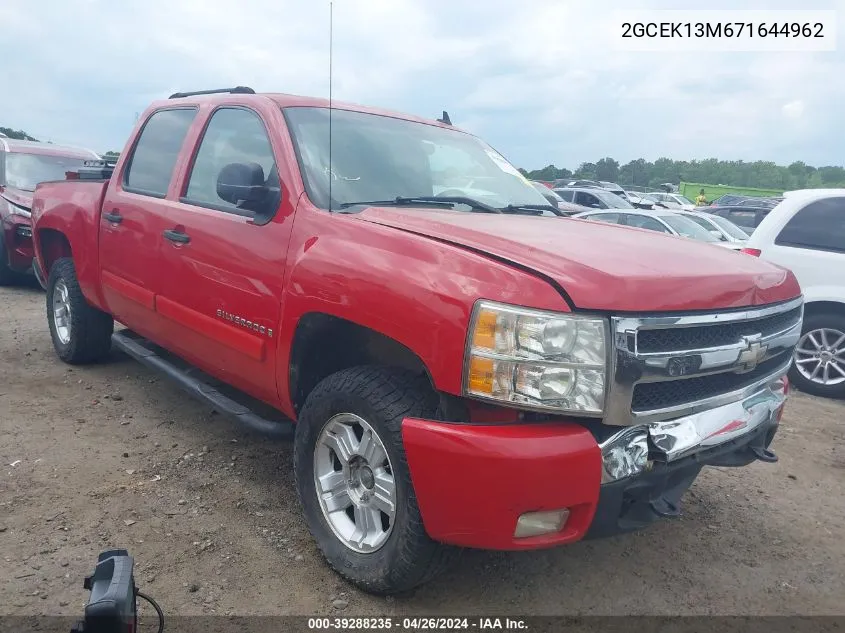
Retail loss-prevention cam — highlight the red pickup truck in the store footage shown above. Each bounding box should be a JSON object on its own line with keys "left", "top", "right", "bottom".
{"left": 31, "top": 87, "right": 803, "bottom": 594}
{"left": 0, "top": 138, "right": 99, "bottom": 284}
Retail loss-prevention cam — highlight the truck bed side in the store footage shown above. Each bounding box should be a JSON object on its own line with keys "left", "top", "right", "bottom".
{"left": 31, "top": 179, "right": 109, "bottom": 310}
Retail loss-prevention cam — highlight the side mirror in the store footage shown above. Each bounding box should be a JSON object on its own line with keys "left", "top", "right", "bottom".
{"left": 216, "top": 162, "right": 268, "bottom": 208}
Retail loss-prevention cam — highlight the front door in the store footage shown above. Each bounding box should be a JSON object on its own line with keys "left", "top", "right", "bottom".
{"left": 99, "top": 107, "right": 198, "bottom": 335}
{"left": 155, "top": 106, "right": 296, "bottom": 405}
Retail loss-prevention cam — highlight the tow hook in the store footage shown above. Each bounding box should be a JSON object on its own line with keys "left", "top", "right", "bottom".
{"left": 749, "top": 446, "right": 778, "bottom": 463}
{"left": 650, "top": 498, "right": 681, "bottom": 518}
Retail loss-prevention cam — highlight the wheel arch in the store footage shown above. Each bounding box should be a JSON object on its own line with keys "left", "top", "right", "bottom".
{"left": 37, "top": 228, "right": 73, "bottom": 275}
{"left": 288, "top": 312, "right": 436, "bottom": 415}
{"left": 803, "top": 299, "right": 845, "bottom": 319}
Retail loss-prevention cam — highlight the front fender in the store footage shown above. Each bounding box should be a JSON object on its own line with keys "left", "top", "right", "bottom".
{"left": 274, "top": 206, "right": 569, "bottom": 415}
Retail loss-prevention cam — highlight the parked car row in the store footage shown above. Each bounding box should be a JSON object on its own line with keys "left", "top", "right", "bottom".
{"left": 533, "top": 178, "right": 845, "bottom": 399}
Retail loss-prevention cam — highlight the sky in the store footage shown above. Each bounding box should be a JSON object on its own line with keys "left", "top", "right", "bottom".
{"left": 1, "top": 0, "right": 844, "bottom": 171}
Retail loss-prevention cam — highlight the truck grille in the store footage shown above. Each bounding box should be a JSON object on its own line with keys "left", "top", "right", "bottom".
{"left": 636, "top": 306, "right": 803, "bottom": 354}
{"left": 631, "top": 352, "right": 791, "bottom": 412}
{"left": 607, "top": 297, "right": 803, "bottom": 425}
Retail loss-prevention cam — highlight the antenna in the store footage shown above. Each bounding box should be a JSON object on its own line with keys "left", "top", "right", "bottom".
{"left": 328, "top": 1, "right": 334, "bottom": 212}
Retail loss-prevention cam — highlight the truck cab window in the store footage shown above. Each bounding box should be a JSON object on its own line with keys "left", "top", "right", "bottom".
{"left": 124, "top": 108, "right": 197, "bottom": 197}
{"left": 185, "top": 108, "right": 280, "bottom": 216}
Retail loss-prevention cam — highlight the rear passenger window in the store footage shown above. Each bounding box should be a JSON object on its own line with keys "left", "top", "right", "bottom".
{"left": 588, "top": 213, "right": 620, "bottom": 224}
{"left": 575, "top": 192, "right": 601, "bottom": 208}
{"left": 184, "top": 108, "right": 279, "bottom": 216}
{"left": 124, "top": 108, "right": 197, "bottom": 197}
{"left": 624, "top": 214, "right": 666, "bottom": 232}
{"left": 726, "top": 210, "right": 757, "bottom": 229}
{"left": 775, "top": 197, "right": 845, "bottom": 253}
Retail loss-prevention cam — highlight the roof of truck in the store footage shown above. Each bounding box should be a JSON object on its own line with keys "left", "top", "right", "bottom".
{"left": 151, "top": 91, "right": 464, "bottom": 132}
{"left": 0, "top": 137, "right": 99, "bottom": 159}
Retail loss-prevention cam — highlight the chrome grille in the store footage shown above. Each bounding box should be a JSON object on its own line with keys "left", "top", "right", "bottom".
{"left": 636, "top": 306, "right": 803, "bottom": 353}
{"left": 606, "top": 297, "right": 803, "bottom": 426}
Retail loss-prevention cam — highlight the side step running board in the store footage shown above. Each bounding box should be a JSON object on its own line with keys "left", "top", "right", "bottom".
{"left": 112, "top": 330, "right": 294, "bottom": 439}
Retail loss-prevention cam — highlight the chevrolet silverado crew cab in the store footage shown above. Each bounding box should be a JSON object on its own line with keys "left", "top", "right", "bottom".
{"left": 31, "top": 87, "right": 803, "bottom": 594}
{"left": 0, "top": 138, "right": 99, "bottom": 284}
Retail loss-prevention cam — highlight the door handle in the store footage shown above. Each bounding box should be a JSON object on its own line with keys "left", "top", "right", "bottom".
{"left": 103, "top": 210, "right": 122, "bottom": 224}
{"left": 163, "top": 229, "right": 190, "bottom": 244}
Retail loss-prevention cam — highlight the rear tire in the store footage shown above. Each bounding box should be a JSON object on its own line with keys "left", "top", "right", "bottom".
{"left": 789, "top": 311, "right": 845, "bottom": 399}
{"left": 46, "top": 257, "right": 114, "bottom": 364}
{"left": 294, "top": 366, "right": 458, "bottom": 595}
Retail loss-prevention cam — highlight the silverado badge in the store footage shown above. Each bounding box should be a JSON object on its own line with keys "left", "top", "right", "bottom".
{"left": 216, "top": 309, "right": 273, "bottom": 337}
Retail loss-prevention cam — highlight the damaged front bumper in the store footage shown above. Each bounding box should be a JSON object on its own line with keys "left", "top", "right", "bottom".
{"left": 588, "top": 373, "right": 787, "bottom": 538}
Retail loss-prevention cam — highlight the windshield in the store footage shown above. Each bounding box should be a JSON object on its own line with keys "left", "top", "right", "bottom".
{"left": 707, "top": 214, "right": 750, "bottom": 240}
{"left": 593, "top": 190, "right": 633, "bottom": 209}
{"left": 674, "top": 194, "right": 696, "bottom": 205}
{"left": 659, "top": 214, "right": 720, "bottom": 242}
{"left": 284, "top": 107, "right": 550, "bottom": 210}
{"left": 4, "top": 152, "right": 90, "bottom": 192}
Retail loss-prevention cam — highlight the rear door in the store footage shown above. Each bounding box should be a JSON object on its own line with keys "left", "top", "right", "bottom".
{"left": 155, "top": 105, "right": 296, "bottom": 405}
{"left": 99, "top": 107, "right": 198, "bottom": 335}
{"left": 765, "top": 197, "right": 845, "bottom": 295}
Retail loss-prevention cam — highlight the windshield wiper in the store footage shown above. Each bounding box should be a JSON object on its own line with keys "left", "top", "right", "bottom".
{"left": 500, "top": 204, "right": 562, "bottom": 216}
{"left": 338, "top": 196, "right": 502, "bottom": 214}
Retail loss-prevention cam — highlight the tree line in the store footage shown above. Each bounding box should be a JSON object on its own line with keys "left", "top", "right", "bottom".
{"left": 520, "top": 157, "right": 845, "bottom": 190}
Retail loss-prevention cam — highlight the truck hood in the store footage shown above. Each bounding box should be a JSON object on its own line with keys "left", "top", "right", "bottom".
{"left": 355, "top": 208, "right": 801, "bottom": 312}
{"left": 0, "top": 186, "right": 33, "bottom": 211}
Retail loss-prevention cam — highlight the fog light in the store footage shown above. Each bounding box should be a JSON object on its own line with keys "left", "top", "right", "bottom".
{"left": 16, "top": 226, "right": 32, "bottom": 238}
{"left": 514, "top": 509, "right": 570, "bottom": 538}
{"left": 599, "top": 427, "right": 649, "bottom": 483}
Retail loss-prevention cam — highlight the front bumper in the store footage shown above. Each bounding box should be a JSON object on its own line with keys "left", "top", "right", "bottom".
{"left": 402, "top": 375, "right": 787, "bottom": 550}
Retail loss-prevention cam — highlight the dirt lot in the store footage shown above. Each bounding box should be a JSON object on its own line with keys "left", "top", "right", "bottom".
{"left": 1, "top": 281, "right": 844, "bottom": 618}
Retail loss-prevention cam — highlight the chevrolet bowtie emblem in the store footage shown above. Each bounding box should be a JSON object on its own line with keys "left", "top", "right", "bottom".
{"left": 738, "top": 335, "right": 768, "bottom": 372}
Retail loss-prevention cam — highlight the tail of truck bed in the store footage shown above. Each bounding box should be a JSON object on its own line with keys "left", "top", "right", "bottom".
{"left": 31, "top": 178, "right": 111, "bottom": 307}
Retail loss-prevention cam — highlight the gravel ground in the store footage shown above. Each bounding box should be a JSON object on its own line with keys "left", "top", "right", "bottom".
{"left": 1, "top": 282, "right": 844, "bottom": 618}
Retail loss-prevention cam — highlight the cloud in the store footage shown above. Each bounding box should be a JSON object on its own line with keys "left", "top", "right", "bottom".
{"left": 1, "top": 0, "right": 843, "bottom": 168}
{"left": 782, "top": 100, "right": 805, "bottom": 119}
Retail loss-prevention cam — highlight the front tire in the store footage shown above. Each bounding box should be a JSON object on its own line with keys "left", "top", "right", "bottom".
{"left": 46, "top": 257, "right": 114, "bottom": 364}
{"left": 790, "top": 311, "right": 845, "bottom": 399}
{"left": 294, "top": 366, "right": 457, "bottom": 594}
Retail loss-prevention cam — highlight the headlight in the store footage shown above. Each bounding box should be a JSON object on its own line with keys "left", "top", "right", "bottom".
{"left": 464, "top": 300, "right": 607, "bottom": 414}
{"left": 9, "top": 205, "right": 31, "bottom": 218}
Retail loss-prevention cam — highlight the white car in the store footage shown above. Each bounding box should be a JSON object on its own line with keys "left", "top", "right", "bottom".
{"left": 673, "top": 210, "right": 750, "bottom": 247}
{"left": 644, "top": 192, "right": 696, "bottom": 211}
{"left": 742, "top": 189, "right": 845, "bottom": 399}
{"left": 572, "top": 208, "right": 741, "bottom": 249}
